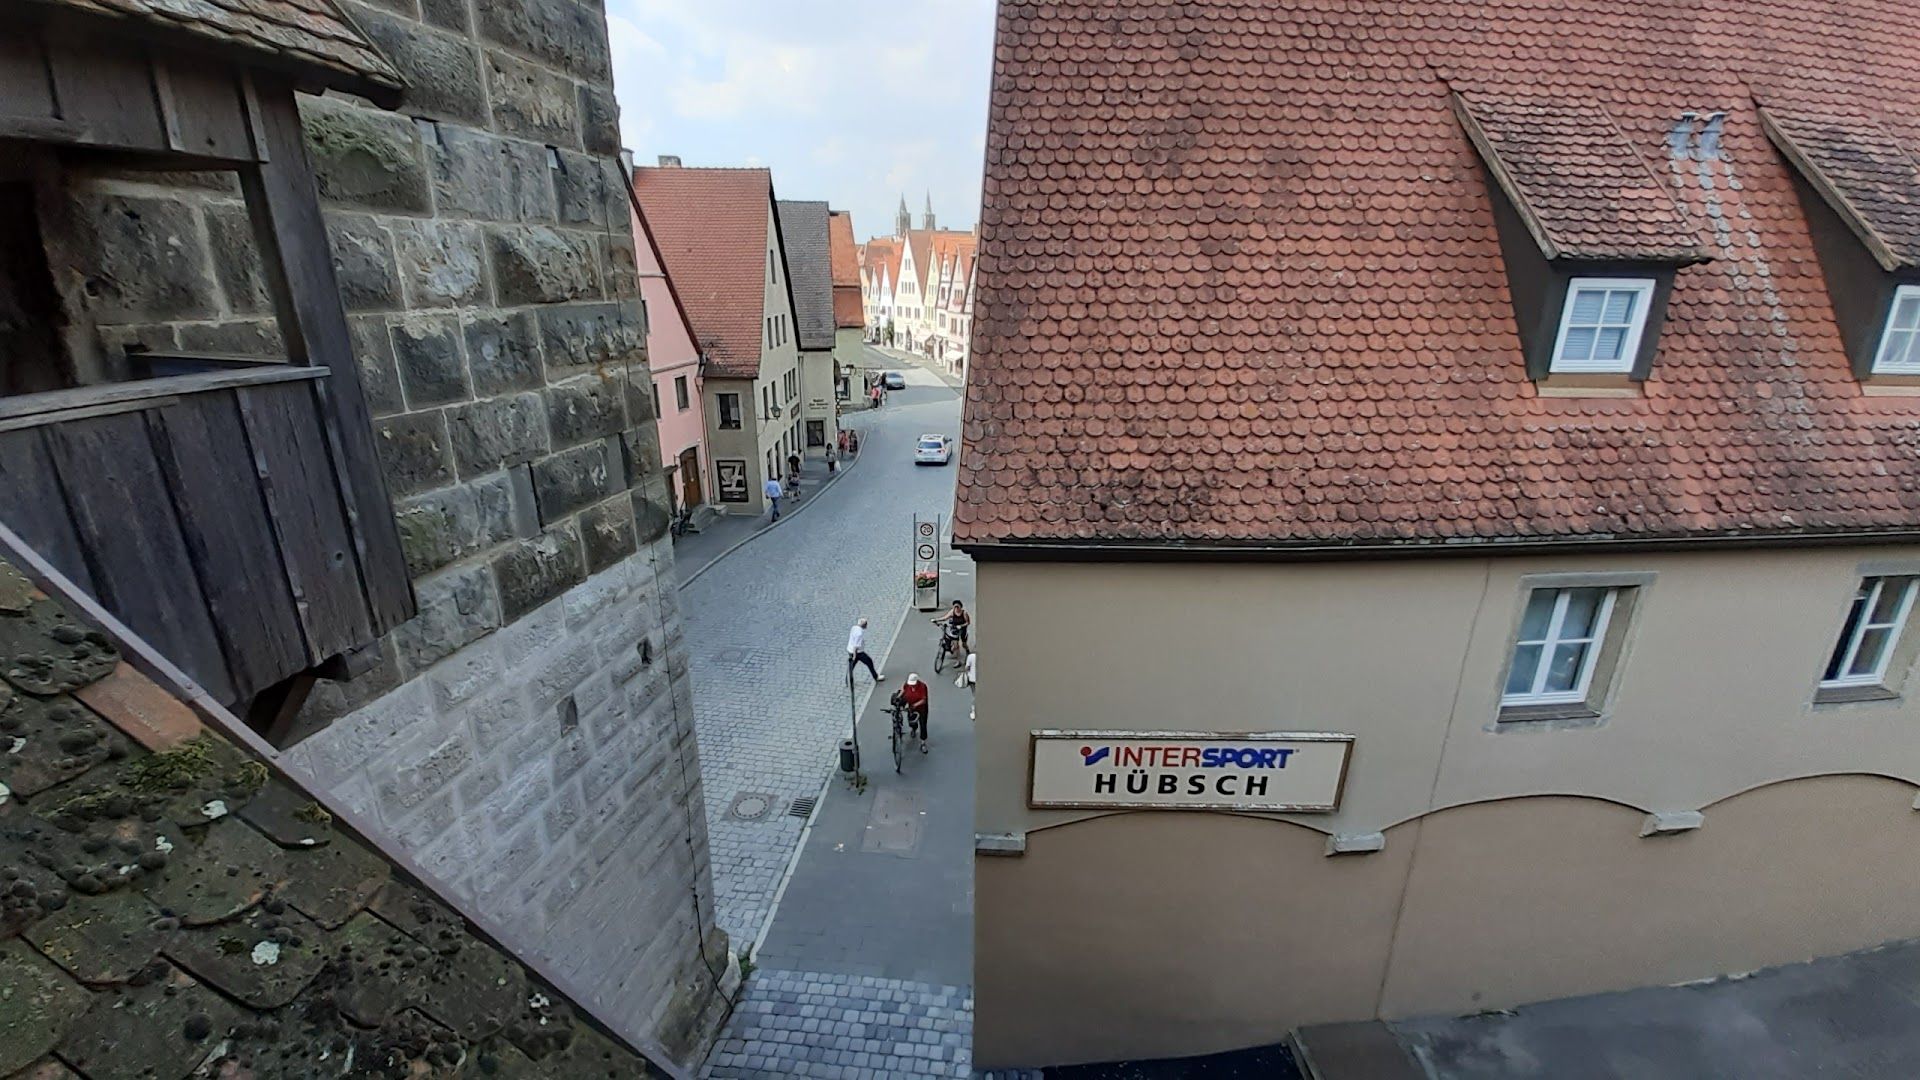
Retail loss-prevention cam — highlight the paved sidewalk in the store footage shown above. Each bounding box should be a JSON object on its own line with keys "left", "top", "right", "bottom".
{"left": 705, "top": 970, "right": 973, "bottom": 1079}
{"left": 671, "top": 446, "right": 863, "bottom": 586}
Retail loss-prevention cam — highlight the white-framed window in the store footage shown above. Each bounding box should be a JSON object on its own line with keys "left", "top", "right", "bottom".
{"left": 1873, "top": 286, "right": 1920, "bottom": 373}
{"left": 1502, "top": 586, "right": 1620, "bottom": 706}
{"left": 1822, "top": 575, "right": 1920, "bottom": 687}
{"left": 1549, "top": 277, "right": 1657, "bottom": 374}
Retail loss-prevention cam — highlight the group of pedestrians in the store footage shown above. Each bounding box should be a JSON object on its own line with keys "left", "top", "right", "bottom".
{"left": 846, "top": 604, "right": 976, "bottom": 754}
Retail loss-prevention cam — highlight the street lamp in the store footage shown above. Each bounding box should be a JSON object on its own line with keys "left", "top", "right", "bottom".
{"left": 841, "top": 663, "right": 863, "bottom": 780}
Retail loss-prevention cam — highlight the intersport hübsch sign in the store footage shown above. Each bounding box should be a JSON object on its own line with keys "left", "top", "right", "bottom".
{"left": 1028, "top": 730, "right": 1353, "bottom": 812}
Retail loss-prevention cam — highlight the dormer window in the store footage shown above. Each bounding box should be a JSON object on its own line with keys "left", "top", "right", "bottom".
{"left": 1551, "top": 278, "right": 1657, "bottom": 374}
{"left": 1764, "top": 107, "right": 1920, "bottom": 386}
{"left": 1453, "top": 93, "right": 1707, "bottom": 387}
{"left": 1872, "top": 285, "right": 1920, "bottom": 374}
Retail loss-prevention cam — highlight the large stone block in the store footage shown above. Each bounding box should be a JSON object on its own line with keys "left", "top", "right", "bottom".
{"left": 545, "top": 373, "right": 625, "bottom": 448}
{"left": 486, "top": 49, "right": 581, "bottom": 147}
{"left": 463, "top": 312, "right": 544, "bottom": 395}
{"left": 477, "top": 0, "right": 611, "bottom": 82}
{"left": 392, "top": 315, "right": 471, "bottom": 408}
{"left": 630, "top": 492, "right": 670, "bottom": 544}
{"left": 579, "top": 85, "right": 620, "bottom": 156}
{"left": 348, "top": 315, "right": 405, "bottom": 417}
{"left": 531, "top": 440, "right": 615, "bottom": 522}
{"left": 488, "top": 226, "right": 600, "bottom": 305}
{"left": 430, "top": 126, "right": 555, "bottom": 223}
{"left": 600, "top": 232, "right": 637, "bottom": 300}
{"left": 554, "top": 149, "right": 608, "bottom": 228}
{"left": 326, "top": 214, "right": 402, "bottom": 312}
{"left": 297, "top": 94, "right": 430, "bottom": 213}
{"left": 202, "top": 202, "right": 270, "bottom": 314}
{"left": 392, "top": 562, "right": 502, "bottom": 674}
{"left": 345, "top": 3, "right": 487, "bottom": 125}
{"left": 420, "top": 0, "right": 468, "bottom": 32}
{"left": 375, "top": 412, "right": 456, "bottom": 497}
{"left": 376, "top": 723, "right": 478, "bottom": 815}
{"left": 392, "top": 219, "right": 486, "bottom": 309}
{"left": 64, "top": 191, "right": 216, "bottom": 322}
{"left": 177, "top": 319, "right": 282, "bottom": 355}
{"left": 393, "top": 472, "right": 518, "bottom": 576}
{"left": 447, "top": 392, "right": 548, "bottom": 475}
{"left": 492, "top": 522, "right": 586, "bottom": 622}
{"left": 579, "top": 498, "right": 637, "bottom": 574}
{"left": 537, "top": 301, "right": 641, "bottom": 377}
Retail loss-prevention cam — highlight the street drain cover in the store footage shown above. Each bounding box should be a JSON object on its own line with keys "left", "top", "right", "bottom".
{"left": 787, "top": 797, "right": 818, "bottom": 819}
{"left": 728, "top": 793, "right": 776, "bottom": 821}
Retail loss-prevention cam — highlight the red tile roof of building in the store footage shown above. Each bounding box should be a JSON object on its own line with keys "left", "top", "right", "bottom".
{"left": 30, "top": 0, "right": 403, "bottom": 104}
{"left": 955, "top": 0, "right": 1920, "bottom": 552}
{"left": 631, "top": 166, "right": 773, "bottom": 380}
{"left": 829, "top": 211, "right": 864, "bottom": 328}
{"left": 863, "top": 237, "right": 902, "bottom": 293}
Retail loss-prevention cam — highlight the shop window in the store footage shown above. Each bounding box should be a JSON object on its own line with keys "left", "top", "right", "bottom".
{"left": 1818, "top": 574, "right": 1920, "bottom": 703}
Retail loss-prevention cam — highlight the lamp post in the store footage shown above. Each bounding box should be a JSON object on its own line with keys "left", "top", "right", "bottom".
{"left": 842, "top": 662, "right": 863, "bottom": 780}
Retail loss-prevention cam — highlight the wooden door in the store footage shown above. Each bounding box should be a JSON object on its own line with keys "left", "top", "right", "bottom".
{"left": 679, "top": 447, "right": 702, "bottom": 507}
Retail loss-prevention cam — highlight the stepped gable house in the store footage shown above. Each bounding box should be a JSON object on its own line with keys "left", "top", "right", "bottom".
{"left": 960, "top": 0, "right": 1920, "bottom": 1068}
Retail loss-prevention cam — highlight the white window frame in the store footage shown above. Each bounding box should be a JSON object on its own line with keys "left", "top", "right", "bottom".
{"left": 1549, "top": 277, "right": 1657, "bottom": 374}
{"left": 1501, "top": 587, "right": 1620, "bottom": 707}
{"left": 1822, "top": 576, "right": 1920, "bottom": 688}
{"left": 1872, "top": 285, "right": 1920, "bottom": 374}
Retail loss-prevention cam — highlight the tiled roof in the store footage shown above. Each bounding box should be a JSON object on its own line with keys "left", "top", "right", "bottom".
{"left": 863, "top": 238, "right": 902, "bottom": 294}
{"left": 829, "top": 212, "right": 864, "bottom": 329}
{"left": 956, "top": 0, "right": 1920, "bottom": 551}
{"left": 775, "top": 200, "right": 837, "bottom": 351}
{"left": 27, "top": 0, "right": 403, "bottom": 103}
{"left": 1454, "top": 92, "right": 1706, "bottom": 263}
{"left": 1761, "top": 105, "right": 1920, "bottom": 271}
{"left": 0, "top": 559, "right": 662, "bottom": 1079}
{"left": 632, "top": 167, "right": 774, "bottom": 380}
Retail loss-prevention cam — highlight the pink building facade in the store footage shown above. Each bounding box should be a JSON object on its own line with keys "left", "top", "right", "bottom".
{"left": 633, "top": 198, "right": 710, "bottom": 514}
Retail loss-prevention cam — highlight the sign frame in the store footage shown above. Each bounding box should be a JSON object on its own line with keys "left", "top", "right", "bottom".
{"left": 1027, "top": 729, "right": 1355, "bottom": 813}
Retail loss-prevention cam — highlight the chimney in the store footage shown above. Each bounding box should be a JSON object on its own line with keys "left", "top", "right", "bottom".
{"left": 658, "top": 154, "right": 682, "bottom": 167}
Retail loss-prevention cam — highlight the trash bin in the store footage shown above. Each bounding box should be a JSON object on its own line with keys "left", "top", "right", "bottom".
{"left": 839, "top": 739, "right": 858, "bottom": 774}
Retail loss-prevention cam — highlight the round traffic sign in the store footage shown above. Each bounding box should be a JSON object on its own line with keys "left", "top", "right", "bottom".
{"left": 916, "top": 544, "right": 936, "bottom": 561}
{"left": 917, "top": 521, "right": 936, "bottom": 537}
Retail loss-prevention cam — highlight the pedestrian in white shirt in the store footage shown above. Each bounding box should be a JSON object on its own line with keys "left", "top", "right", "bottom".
{"left": 847, "top": 617, "right": 883, "bottom": 682}
{"left": 763, "top": 477, "right": 783, "bottom": 521}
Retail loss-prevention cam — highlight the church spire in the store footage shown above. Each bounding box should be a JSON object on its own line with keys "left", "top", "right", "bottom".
{"left": 895, "top": 194, "right": 911, "bottom": 237}
{"left": 922, "top": 191, "right": 936, "bottom": 231}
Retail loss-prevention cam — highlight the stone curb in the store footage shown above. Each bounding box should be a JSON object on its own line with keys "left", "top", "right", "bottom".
{"left": 674, "top": 445, "right": 867, "bottom": 590}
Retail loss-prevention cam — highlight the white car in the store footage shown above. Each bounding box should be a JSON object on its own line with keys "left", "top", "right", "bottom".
{"left": 915, "top": 434, "right": 955, "bottom": 466}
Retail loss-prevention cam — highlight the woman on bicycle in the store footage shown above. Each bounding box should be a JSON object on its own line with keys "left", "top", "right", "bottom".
{"left": 932, "top": 600, "right": 971, "bottom": 655}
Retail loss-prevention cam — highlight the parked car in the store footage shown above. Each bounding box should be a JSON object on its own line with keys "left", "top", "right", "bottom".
{"left": 882, "top": 371, "right": 907, "bottom": 390}
{"left": 915, "top": 434, "right": 955, "bottom": 466}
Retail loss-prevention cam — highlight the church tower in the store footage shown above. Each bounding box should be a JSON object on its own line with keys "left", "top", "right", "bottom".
{"left": 896, "top": 194, "right": 911, "bottom": 237}
{"left": 923, "top": 191, "right": 936, "bottom": 230}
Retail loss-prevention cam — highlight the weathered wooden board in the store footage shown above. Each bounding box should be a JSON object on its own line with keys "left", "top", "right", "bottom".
{"left": 0, "top": 26, "right": 56, "bottom": 122}
{"left": 44, "top": 35, "right": 166, "bottom": 151}
{"left": 44, "top": 411, "right": 234, "bottom": 701}
{"left": 242, "top": 81, "right": 413, "bottom": 633}
{"left": 0, "top": 428, "right": 94, "bottom": 595}
{"left": 148, "top": 392, "right": 310, "bottom": 700}
{"left": 236, "top": 381, "right": 373, "bottom": 662}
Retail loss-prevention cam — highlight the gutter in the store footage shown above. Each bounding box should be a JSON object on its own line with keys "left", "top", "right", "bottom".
{"left": 953, "top": 526, "right": 1920, "bottom": 564}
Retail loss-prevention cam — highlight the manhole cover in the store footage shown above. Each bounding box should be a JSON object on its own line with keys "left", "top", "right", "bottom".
{"left": 788, "top": 796, "right": 819, "bottom": 819}
{"left": 728, "top": 793, "right": 776, "bottom": 821}
{"left": 715, "top": 647, "right": 749, "bottom": 664}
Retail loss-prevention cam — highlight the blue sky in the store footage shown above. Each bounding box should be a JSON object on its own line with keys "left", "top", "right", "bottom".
{"left": 605, "top": 0, "right": 996, "bottom": 243}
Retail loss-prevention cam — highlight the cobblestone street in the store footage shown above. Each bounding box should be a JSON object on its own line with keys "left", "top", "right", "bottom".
{"left": 678, "top": 351, "right": 963, "bottom": 946}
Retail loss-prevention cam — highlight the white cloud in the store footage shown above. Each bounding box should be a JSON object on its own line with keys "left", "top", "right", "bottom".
{"left": 605, "top": 0, "right": 994, "bottom": 238}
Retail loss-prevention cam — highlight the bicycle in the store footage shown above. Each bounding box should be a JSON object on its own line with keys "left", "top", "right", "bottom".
{"left": 932, "top": 619, "right": 968, "bottom": 675}
{"left": 885, "top": 700, "right": 928, "bottom": 774}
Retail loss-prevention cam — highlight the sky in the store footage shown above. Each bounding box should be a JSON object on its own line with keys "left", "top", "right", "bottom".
{"left": 605, "top": 0, "right": 996, "bottom": 244}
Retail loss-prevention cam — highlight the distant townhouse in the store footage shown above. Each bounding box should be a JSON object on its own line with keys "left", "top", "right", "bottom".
{"left": 861, "top": 237, "right": 902, "bottom": 343}
{"left": 930, "top": 234, "right": 977, "bottom": 375}
{"left": 829, "top": 210, "right": 866, "bottom": 402}
{"left": 629, "top": 172, "right": 711, "bottom": 519}
{"left": 633, "top": 164, "right": 803, "bottom": 515}
{"left": 775, "top": 199, "right": 842, "bottom": 454}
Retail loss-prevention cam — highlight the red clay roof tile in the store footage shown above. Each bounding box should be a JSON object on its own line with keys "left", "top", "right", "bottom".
{"left": 956, "top": 0, "right": 1920, "bottom": 551}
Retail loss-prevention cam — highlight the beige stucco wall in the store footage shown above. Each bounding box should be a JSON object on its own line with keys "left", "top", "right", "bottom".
{"left": 973, "top": 547, "right": 1920, "bottom": 1067}
{"left": 700, "top": 204, "right": 800, "bottom": 516}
